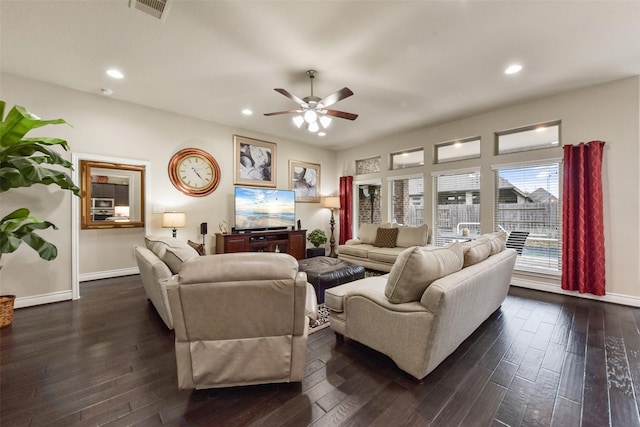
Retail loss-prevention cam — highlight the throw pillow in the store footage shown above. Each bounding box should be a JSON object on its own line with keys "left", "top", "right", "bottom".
{"left": 188, "top": 240, "right": 206, "bottom": 256}
{"left": 145, "top": 234, "right": 183, "bottom": 257}
{"left": 357, "top": 222, "right": 390, "bottom": 244}
{"left": 161, "top": 244, "right": 200, "bottom": 274}
{"left": 385, "top": 242, "right": 464, "bottom": 304}
{"left": 373, "top": 227, "right": 399, "bottom": 248}
{"left": 394, "top": 224, "right": 430, "bottom": 247}
{"left": 461, "top": 239, "right": 492, "bottom": 267}
{"left": 481, "top": 231, "right": 507, "bottom": 255}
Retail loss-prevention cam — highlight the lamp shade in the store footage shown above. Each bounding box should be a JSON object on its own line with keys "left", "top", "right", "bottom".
{"left": 162, "top": 212, "right": 186, "bottom": 228}
{"left": 322, "top": 196, "right": 341, "bottom": 209}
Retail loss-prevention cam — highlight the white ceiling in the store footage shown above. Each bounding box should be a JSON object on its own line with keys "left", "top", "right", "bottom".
{"left": 2, "top": 1, "right": 639, "bottom": 151}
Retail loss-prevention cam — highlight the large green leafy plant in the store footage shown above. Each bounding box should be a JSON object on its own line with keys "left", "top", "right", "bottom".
{"left": 0, "top": 101, "right": 79, "bottom": 260}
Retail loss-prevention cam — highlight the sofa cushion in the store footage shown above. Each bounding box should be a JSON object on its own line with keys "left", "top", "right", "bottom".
{"left": 338, "top": 243, "right": 374, "bottom": 259}
{"left": 385, "top": 243, "right": 464, "bottom": 304}
{"left": 394, "top": 224, "right": 430, "bottom": 247}
{"left": 357, "top": 223, "right": 390, "bottom": 245}
{"left": 373, "top": 227, "right": 399, "bottom": 248}
{"left": 461, "top": 239, "right": 492, "bottom": 267}
{"left": 368, "top": 247, "right": 406, "bottom": 264}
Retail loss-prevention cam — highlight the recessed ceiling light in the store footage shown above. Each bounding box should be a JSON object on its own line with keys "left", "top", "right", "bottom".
{"left": 100, "top": 88, "right": 114, "bottom": 96}
{"left": 106, "top": 69, "right": 124, "bottom": 79}
{"left": 241, "top": 109, "right": 253, "bottom": 116}
{"left": 318, "top": 132, "right": 326, "bottom": 137}
{"left": 505, "top": 64, "right": 523, "bottom": 75}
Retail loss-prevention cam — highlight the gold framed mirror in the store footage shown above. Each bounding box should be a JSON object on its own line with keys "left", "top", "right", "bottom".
{"left": 80, "top": 160, "right": 146, "bottom": 229}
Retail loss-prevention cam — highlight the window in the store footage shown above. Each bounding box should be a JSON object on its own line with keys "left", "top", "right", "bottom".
{"left": 356, "top": 183, "right": 382, "bottom": 230}
{"left": 390, "top": 176, "right": 424, "bottom": 226}
{"left": 355, "top": 157, "right": 381, "bottom": 174}
{"left": 435, "top": 137, "right": 481, "bottom": 164}
{"left": 494, "top": 162, "right": 561, "bottom": 274}
{"left": 390, "top": 148, "right": 424, "bottom": 170}
{"left": 496, "top": 122, "right": 560, "bottom": 155}
{"left": 433, "top": 170, "right": 481, "bottom": 246}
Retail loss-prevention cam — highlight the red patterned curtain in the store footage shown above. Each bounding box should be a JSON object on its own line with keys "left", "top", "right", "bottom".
{"left": 339, "top": 176, "right": 353, "bottom": 244}
{"left": 562, "top": 141, "right": 606, "bottom": 295}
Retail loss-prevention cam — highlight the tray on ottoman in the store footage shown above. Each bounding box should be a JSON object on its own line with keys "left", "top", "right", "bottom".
{"left": 298, "top": 256, "right": 365, "bottom": 304}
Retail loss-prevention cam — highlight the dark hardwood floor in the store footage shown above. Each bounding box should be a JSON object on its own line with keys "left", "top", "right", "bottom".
{"left": 2, "top": 275, "right": 640, "bottom": 426}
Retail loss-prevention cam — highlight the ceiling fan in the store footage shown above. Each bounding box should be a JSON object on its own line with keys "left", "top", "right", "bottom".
{"left": 264, "top": 70, "right": 358, "bottom": 133}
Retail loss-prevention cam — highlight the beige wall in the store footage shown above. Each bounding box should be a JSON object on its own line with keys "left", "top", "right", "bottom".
{"left": 336, "top": 76, "right": 640, "bottom": 304}
{"left": 1, "top": 74, "right": 338, "bottom": 305}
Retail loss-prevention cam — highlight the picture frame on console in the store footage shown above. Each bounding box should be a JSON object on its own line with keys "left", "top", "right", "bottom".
{"left": 234, "top": 135, "right": 277, "bottom": 187}
{"left": 289, "top": 160, "right": 320, "bottom": 203}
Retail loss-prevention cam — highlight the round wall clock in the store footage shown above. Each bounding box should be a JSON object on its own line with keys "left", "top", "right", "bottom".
{"left": 168, "top": 148, "right": 221, "bottom": 197}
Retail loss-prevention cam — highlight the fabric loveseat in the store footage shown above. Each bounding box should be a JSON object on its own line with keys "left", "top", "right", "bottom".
{"left": 134, "top": 235, "right": 201, "bottom": 329}
{"left": 337, "top": 223, "right": 430, "bottom": 272}
{"left": 167, "top": 252, "right": 317, "bottom": 389}
{"left": 326, "top": 232, "right": 516, "bottom": 381}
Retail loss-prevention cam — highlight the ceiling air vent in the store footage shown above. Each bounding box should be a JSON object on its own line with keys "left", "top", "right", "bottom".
{"left": 129, "top": 0, "right": 170, "bottom": 21}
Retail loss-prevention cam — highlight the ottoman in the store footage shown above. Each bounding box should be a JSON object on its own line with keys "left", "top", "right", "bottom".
{"left": 298, "top": 256, "right": 366, "bottom": 304}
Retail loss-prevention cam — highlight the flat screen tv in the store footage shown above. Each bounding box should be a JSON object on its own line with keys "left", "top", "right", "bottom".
{"left": 234, "top": 187, "right": 296, "bottom": 232}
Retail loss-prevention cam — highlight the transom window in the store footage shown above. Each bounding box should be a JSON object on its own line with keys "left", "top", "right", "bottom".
{"left": 355, "top": 157, "right": 381, "bottom": 174}
{"left": 390, "top": 148, "right": 424, "bottom": 170}
{"left": 435, "top": 137, "right": 481, "bottom": 164}
{"left": 496, "top": 122, "right": 560, "bottom": 155}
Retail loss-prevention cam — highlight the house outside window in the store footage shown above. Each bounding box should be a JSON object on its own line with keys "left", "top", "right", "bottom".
{"left": 433, "top": 170, "right": 481, "bottom": 246}
{"left": 493, "top": 162, "right": 561, "bottom": 274}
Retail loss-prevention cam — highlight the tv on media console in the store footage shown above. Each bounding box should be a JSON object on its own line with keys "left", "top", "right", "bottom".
{"left": 234, "top": 186, "right": 296, "bottom": 232}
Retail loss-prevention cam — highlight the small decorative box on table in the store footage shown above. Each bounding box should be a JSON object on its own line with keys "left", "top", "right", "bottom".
{"left": 298, "top": 257, "right": 365, "bottom": 304}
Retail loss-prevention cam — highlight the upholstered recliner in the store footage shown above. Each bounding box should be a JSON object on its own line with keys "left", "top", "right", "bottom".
{"left": 167, "top": 252, "right": 317, "bottom": 389}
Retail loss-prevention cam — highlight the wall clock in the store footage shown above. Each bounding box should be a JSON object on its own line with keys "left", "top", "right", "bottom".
{"left": 168, "top": 148, "right": 221, "bottom": 197}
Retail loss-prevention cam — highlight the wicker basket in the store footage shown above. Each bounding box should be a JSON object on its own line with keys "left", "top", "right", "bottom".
{"left": 0, "top": 295, "right": 16, "bottom": 328}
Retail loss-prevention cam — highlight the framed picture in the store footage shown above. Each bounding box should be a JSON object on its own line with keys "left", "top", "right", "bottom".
{"left": 234, "top": 135, "right": 277, "bottom": 187}
{"left": 289, "top": 160, "right": 321, "bottom": 203}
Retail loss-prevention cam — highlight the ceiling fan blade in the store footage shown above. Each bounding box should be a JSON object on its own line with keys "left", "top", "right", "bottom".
{"left": 263, "top": 109, "right": 301, "bottom": 116}
{"left": 274, "top": 88, "right": 307, "bottom": 107}
{"left": 319, "top": 87, "right": 354, "bottom": 108}
{"left": 324, "top": 109, "right": 358, "bottom": 120}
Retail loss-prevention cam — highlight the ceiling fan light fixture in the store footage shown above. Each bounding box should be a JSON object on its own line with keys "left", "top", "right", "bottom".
{"left": 292, "top": 115, "right": 304, "bottom": 128}
{"left": 308, "top": 121, "right": 320, "bottom": 133}
{"left": 304, "top": 110, "right": 317, "bottom": 124}
{"left": 320, "top": 115, "right": 332, "bottom": 129}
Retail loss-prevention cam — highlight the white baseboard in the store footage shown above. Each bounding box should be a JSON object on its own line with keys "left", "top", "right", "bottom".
{"left": 79, "top": 267, "right": 140, "bottom": 282}
{"left": 511, "top": 277, "right": 640, "bottom": 308}
{"left": 14, "top": 290, "right": 73, "bottom": 308}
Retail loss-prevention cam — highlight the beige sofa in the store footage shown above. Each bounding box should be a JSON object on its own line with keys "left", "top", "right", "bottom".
{"left": 134, "top": 235, "right": 201, "bottom": 329}
{"left": 338, "top": 223, "right": 430, "bottom": 272}
{"left": 326, "top": 232, "right": 516, "bottom": 381}
{"left": 167, "top": 252, "right": 317, "bottom": 389}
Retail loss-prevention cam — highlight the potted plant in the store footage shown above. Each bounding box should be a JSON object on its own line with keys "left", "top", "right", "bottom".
{"left": 307, "top": 229, "right": 328, "bottom": 247}
{"left": 0, "top": 101, "right": 80, "bottom": 327}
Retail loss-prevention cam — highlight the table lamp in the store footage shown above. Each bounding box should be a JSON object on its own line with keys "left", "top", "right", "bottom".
{"left": 162, "top": 212, "right": 186, "bottom": 238}
{"left": 322, "top": 196, "right": 341, "bottom": 257}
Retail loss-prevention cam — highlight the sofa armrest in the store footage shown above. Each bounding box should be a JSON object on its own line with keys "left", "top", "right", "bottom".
{"left": 343, "top": 239, "right": 362, "bottom": 246}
